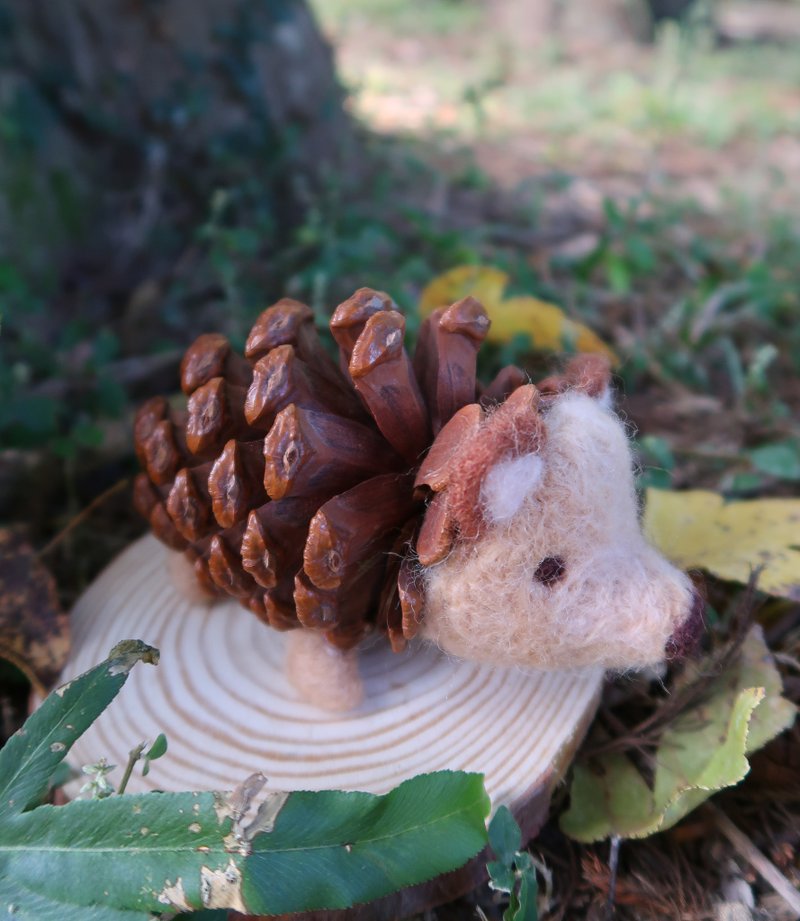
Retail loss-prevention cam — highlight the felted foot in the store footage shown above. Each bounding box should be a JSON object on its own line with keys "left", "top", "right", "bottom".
{"left": 286, "top": 629, "right": 364, "bottom": 712}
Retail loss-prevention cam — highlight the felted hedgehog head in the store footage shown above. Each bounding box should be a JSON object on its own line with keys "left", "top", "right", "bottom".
{"left": 133, "top": 290, "right": 703, "bottom": 709}
{"left": 415, "top": 359, "right": 704, "bottom": 671}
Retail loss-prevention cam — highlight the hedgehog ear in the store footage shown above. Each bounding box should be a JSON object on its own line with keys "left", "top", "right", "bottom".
{"left": 480, "top": 452, "right": 545, "bottom": 525}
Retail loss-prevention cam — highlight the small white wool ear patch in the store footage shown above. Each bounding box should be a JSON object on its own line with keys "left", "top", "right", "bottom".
{"left": 595, "top": 386, "right": 613, "bottom": 411}
{"left": 481, "top": 453, "right": 544, "bottom": 524}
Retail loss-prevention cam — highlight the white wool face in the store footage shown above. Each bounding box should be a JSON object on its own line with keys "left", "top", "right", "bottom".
{"left": 421, "top": 392, "right": 695, "bottom": 670}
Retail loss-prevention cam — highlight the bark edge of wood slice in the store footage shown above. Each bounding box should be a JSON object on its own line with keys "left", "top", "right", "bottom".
{"left": 62, "top": 535, "right": 603, "bottom": 919}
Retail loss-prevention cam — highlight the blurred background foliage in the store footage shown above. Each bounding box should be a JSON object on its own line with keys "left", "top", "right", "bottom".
{"left": 1, "top": 2, "right": 799, "bottom": 917}
{"left": 0, "top": 0, "right": 799, "bottom": 552}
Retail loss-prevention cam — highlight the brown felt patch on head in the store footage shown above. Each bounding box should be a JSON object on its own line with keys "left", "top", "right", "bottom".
{"left": 564, "top": 354, "right": 612, "bottom": 397}
{"left": 539, "top": 354, "right": 612, "bottom": 401}
{"left": 444, "top": 384, "right": 544, "bottom": 542}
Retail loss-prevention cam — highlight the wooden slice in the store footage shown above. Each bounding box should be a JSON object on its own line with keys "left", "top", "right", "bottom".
{"left": 62, "top": 535, "right": 604, "bottom": 919}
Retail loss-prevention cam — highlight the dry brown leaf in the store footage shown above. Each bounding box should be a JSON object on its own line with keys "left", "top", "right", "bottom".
{"left": 0, "top": 529, "right": 69, "bottom": 693}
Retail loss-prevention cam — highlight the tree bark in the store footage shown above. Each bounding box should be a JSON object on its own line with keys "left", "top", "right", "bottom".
{"left": 1, "top": 0, "right": 350, "bottom": 171}
{"left": 0, "top": 0, "right": 353, "bottom": 274}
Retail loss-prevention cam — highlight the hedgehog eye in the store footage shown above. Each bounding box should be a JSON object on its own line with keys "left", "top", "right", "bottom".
{"left": 534, "top": 556, "right": 566, "bottom": 585}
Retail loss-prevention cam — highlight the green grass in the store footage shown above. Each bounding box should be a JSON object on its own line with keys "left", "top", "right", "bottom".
{"left": 312, "top": 0, "right": 482, "bottom": 37}
{"left": 321, "top": 10, "right": 800, "bottom": 149}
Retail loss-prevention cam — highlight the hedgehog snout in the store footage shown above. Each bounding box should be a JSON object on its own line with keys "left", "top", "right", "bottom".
{"left": 664, "top": 585, "right": 705, "bottom": 661}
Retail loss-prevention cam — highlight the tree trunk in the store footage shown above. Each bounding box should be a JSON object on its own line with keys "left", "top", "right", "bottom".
{"left": 0, "top": 0, "right": 353, "bottom": 280}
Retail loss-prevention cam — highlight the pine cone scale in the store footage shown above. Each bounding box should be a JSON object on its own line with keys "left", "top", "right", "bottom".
{"left": 398, "top": 554, "right": 425, "bottom": 640}
{"left": 208, "top": 440, "right": 266, "bottom": 529}
{"left": 181, "top": 333, "right": 251, "bottom": 395}
{"left": 209, "top": 528, "right": 255, "bottom": 598}
{"left": 134, "top": 397, "right": 170, "bottom": 465}
{"left": 330, "top": 288, "right": 399, "bottom": 379}
{"left": 481, "top": 365, "right": 527, "bottom": 405}
{"left": 424, "top": 297, "right": 490, "bottom": 434}
{"left": 349, "top": 311, "right": 431, "bottom": 463}
{"left": 303, "top": 473, "right": 417, "bottom": 592}
{"left": 166, "top": 465, "right": 215, "bottom": 541}
{"left": 150, "top": 502, "right": 191, "bottom": 551}
{"left": 245, "top": 299, "right": 343, "bottom": 390}
{"left": 142, "top": 418, "right": 190, "bottom": 485}
{"left": 415, "top": 492, "right": 454, "bottom": 567}
{"left": 185, "top": 378, "right": 251, "bottom": 457}
{"left": 241, "top": 496, "right": 318, "bottom": 591}
{"left": 262, "top": 405, "right": 402, "bottom": 501}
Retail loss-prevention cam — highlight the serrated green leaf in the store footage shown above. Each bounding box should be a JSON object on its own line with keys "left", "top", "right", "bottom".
{"left": 0, "top": 640, "right": 159, "bottom": 818}
{"left": 1, "top": 770, "right": 490, "bottom": 917}
{"left": 488, "top": 804, "right": 521, "bottom": 864}
{"left": 0, "top": 790, "right": 241, "bottom": 913}
{"left": 561, "top": 627, "right": 797, "bottom": 842}
{"left": 0, "top": 644, "right": 490, "bottom": 918}
{"left": 0, "top": 876, "right": 153, "bottom": 921}
{"left": 242, "top": 772, "right": 490, "bottom": 914}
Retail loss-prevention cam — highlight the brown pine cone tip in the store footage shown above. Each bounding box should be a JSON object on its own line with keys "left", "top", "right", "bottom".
{"left": 134, "top": 288, "right": 607, "bottom": 652}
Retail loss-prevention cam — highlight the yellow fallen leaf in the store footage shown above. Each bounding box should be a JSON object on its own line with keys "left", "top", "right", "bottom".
{"left": 419, "top": 265, "right": 618, "bottom": 364}
{"left": 419, "top": 265, "right": 509, "bottom": 317}
{"left": 561, "top": 626, "right": 797, "bottom": 842}
{"left": 490, "top": 296, "right": 618, "bottom": 360}
{"left": 644, "top": 488, "right": 800, "bottom": 600}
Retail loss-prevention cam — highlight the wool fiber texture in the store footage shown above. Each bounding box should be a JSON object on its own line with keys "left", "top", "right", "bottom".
{"left": 421, "top": 392, "right": 694, "bottom": 670}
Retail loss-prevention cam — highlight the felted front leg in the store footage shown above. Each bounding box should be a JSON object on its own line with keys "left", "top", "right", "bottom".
{"left": 286, "top": 629, "right": 364, "bottom": 711}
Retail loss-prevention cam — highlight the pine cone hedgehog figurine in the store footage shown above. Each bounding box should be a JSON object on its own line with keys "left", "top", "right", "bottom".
{"left": 133, "top": 290, "right": 704, "bottom": 710}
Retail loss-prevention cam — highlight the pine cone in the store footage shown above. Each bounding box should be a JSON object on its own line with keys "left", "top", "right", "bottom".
{"left": 133, "top": 290, "right": 534, "bottom": 652}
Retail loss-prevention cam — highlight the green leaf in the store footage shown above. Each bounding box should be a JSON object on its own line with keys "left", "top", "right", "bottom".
{"left": 0, "top": 640, "right": 159, "bottom": 818}
{"left": 748, "top": 440, "right": 800, "bottom": 481}
{"left": 605, "top": 252, "right": 631, "bottom": 295}
{"left": 511, "top": 870, "right": 538, "bottom": 921}
{"left": 142, "top": 733, "right": 168, "bottom": 775}
{"left": 1, "top": 789, "right": 240, "bottom": 913}
{"left": 242, "top": 772, "right": 490, "bottom": 914}
{"left": 637, "top": 435, "right": 675, "bottom": 471}
{"left": 488, "top": 805, "right": 521, "bottom": 864}
{"left": 145, "top": 733, "right": 168, "bottom": 763}
{"left": 0, "top": 643, "right": 489, "bottom": 918}
{"left": 560, "top": 627, "right": 797, "bottom": 842}
{"left": 487, "top": 859, "right": 515, "bottom": 893}
{"left": 1, "top": 775, "right": 489, "bottom": 916}
{"left": 0, "top": 876, "right": 151, "bottom": 921}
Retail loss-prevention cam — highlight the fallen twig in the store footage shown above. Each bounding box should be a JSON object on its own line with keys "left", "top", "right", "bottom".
{"left": 705, "top": 802, "right": 800, "bottom": 915}
{"left": 38, "top": 478, "right": 130, "bottom": 559}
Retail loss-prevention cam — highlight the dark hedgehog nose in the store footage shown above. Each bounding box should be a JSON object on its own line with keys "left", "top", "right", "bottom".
{"left": 665, "top": 586, "right": 706, "bottom": 661}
